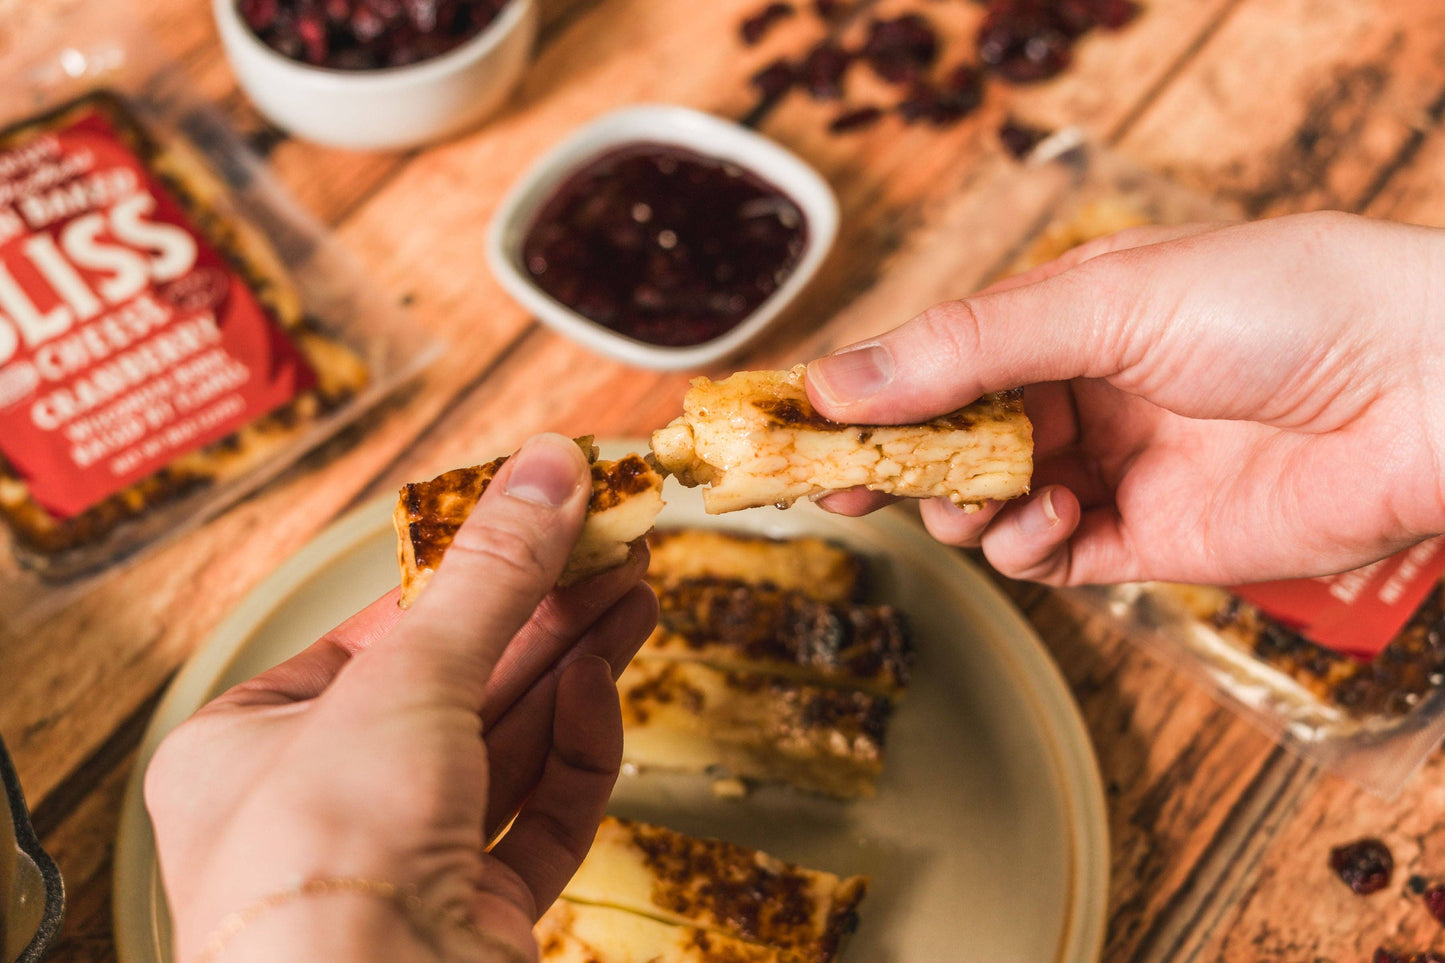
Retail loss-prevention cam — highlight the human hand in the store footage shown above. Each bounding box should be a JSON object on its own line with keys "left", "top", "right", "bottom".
{"left": 805, "top": 212, "right": 1445, "bottom": 586}
{"left": 145, "top": 433, "right": 658, "bottom": 963}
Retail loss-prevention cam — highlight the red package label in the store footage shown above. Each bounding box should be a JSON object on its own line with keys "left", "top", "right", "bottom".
{"left": 0, "top": 107, "right": 315, "bottom": 519}
{"left": 1229, "top": 538, "right": 1445, "bottom": 660}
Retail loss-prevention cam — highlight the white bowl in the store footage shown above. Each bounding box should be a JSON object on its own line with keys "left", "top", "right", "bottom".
{"left": 486, "top": 105, "right": 840, "bottom": 371}
{"left": 214, "top": 0, "right": 538, "bottom": 151}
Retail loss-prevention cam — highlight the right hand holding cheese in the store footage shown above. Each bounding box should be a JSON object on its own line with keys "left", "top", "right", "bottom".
{"left": 805, "top": 213, "right": 1445, "bottom": 588}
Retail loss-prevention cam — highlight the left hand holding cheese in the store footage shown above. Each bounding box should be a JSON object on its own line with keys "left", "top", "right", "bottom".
{"left": 145, "top": 433, "right": 657, "bottom": 963}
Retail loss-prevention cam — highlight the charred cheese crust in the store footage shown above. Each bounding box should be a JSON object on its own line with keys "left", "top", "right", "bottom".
{"left": 651, "top": 365, "right": 1032, "bottom": 513}
{"left": 642, "top": 576, "right": 912, "bottom": 698}
{"left": 0, "top": 91, "right": 368, "bottom": 571}
{"left": 559, "top": 817, "right": 866, "bottom": 963}
{"left": 646, "top": 529, "right": 864, "bottom": 603}
{"left": 618, "top": 659, "right": 890, "bottom": 799}
{"left": 631, "top": 530, "right": 910, "bottom": 797}
{"left": 393, "top": 438, "right": 665, "bottom": 606}
{"left": 1154, "top": 580, "right": 1445, "bottom": 720}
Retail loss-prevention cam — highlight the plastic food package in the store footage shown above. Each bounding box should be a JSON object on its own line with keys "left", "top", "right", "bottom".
{"left": 0, "top": 9, "right": 439, "bottom": 620}
{"left": 1009, "top": 136, "right": 1445, "bottom": 796}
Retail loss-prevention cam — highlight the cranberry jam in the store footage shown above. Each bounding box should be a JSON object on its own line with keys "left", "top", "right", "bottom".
{"left": 521, "top": 144, "right": 808, "bottom": 348}
{"left": 238, "top": 0, "right": 510, "bottom": 70}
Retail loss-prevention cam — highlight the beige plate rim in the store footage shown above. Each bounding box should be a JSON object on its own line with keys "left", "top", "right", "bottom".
{"left": 113, "top": 458, "right": 1109, "bottom": 963}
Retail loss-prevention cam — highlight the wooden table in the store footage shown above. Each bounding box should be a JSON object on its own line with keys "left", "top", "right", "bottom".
{"left": 4, "top": 0, "right": 1445, "bottom": 959}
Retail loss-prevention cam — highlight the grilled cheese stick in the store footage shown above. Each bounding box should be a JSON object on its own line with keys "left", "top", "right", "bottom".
{"left": 651, "top": 365, "right": 1032, "bottom": 513}
{"left": 394, "top": 438, "right": 664, "bottom": 606}
{"left": 560, "top": 817, "right": 866, "bottom": 963}
{"left": 618, "top": 659, "right": 890, "bottom": 799}
{"left": 643, "top": 577, "right": 912, "bottom": 698}
{"left": 536, "top": 901, "right": 806, "bottom": 963}
{"left": 647, "top": 529, "right": 863, "bottom": 602}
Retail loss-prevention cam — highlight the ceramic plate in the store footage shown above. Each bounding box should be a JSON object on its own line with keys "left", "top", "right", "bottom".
{"left": 114, "top": 446, "right": 1108, "bottom": 963}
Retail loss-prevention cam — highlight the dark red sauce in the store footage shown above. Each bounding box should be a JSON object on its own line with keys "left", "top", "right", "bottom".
{"left": 238, "top": 0, "right": 510, "bottom": 70}
{"left": 522, "top": 144, "right": 809, "bottom": 348}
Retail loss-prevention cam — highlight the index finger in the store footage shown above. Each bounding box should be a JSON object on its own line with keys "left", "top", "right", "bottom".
{"left": 803, "top": 222, "right": 1222, "bottom": 424}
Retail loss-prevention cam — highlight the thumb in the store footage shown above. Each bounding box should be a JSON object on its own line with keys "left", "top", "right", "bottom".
{"left": 804, "top": 243, "right": 1163, "bottom": 424}
{"left": 350, "top": 433, "right": 593, "bottom": 713}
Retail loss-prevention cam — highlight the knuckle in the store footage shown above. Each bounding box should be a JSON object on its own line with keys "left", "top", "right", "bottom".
{"left": 530, "top": 807, "right": 601, "bottom": 866}
{"left": 1060, "top": 248, "right": 1161, "bottom": 376}
{"left": 910, "top": 299, "right": 984, "bottom": 375}
{"left": 1000, "top": 548, "right": 1072, "bottom": 586}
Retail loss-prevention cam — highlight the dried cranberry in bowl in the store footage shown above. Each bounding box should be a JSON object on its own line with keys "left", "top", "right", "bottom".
{"left": 238, "top": 0, "right": 513, "bottom": 69}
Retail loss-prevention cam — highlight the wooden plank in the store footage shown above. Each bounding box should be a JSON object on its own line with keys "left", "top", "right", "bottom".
{"left": 1363, "top": 117, "right": 1445, "bottom": 225}
{"left": 1118, "top": 0, "right": 1445, "bottom": 215}
{"left": 6, "top": 1, "right": 1445, "bottom": 960}
{"left": 1011, "top": 590, "right": 1288, "bottom": 962}
{"left": 1189, "top": 750, "right": 1445, "bottom": 962}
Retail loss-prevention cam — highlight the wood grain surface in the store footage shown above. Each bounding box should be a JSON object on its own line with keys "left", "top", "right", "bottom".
{"left": 3, "top": 0, "right": 1444, "bottom": 960}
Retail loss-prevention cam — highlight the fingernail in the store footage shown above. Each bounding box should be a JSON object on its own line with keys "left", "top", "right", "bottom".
{"left": 808, "top": 343, "right": 894, "bottom": 406}
{"left": 504, "top": 434, "right": 585, "bottom": 507}
{"left": 1016, "top": 489, "right": 1060, "bottom": 537}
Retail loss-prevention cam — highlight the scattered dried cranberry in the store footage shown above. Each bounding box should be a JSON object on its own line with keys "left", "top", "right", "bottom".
{"left": 1425, "top": 885, "right": 1445, "bottom": 924}
{"left": 801, "top": 40, "right": 852, "bottom": 100}
{"left": 238, "top": 0, "right": 510, "bottom": 69}
{"left": 977, "top": 0, "right": 1073, "bottom": 83}
{"left": 750, "top": 59, "right": 797, "bottom": 100}
{"left": 1329, "top": 838, "right": 1394, "bottom": 895}
{"left": 896, "top": 81, "right": 941, "bottom": 124}
{"left": 999, "top": 117, "right": 1049, "bottom": 157}
{"left": 897, "top": 69, "right": 983, "bottom": 127}
{"left": 829, "top": 106, "right": 884, "bottom": 133}
{"left": 736, "top": 0, "right": 1143, "bottom": 135}
{"left": 1375, "top": 951, "right": 1406, "bottom": 963}
{"left": 861, "top": 14, "right": 940, "bottom": 84}
{"left": 740, "top": 2, "right": 795, "bottom": 45}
